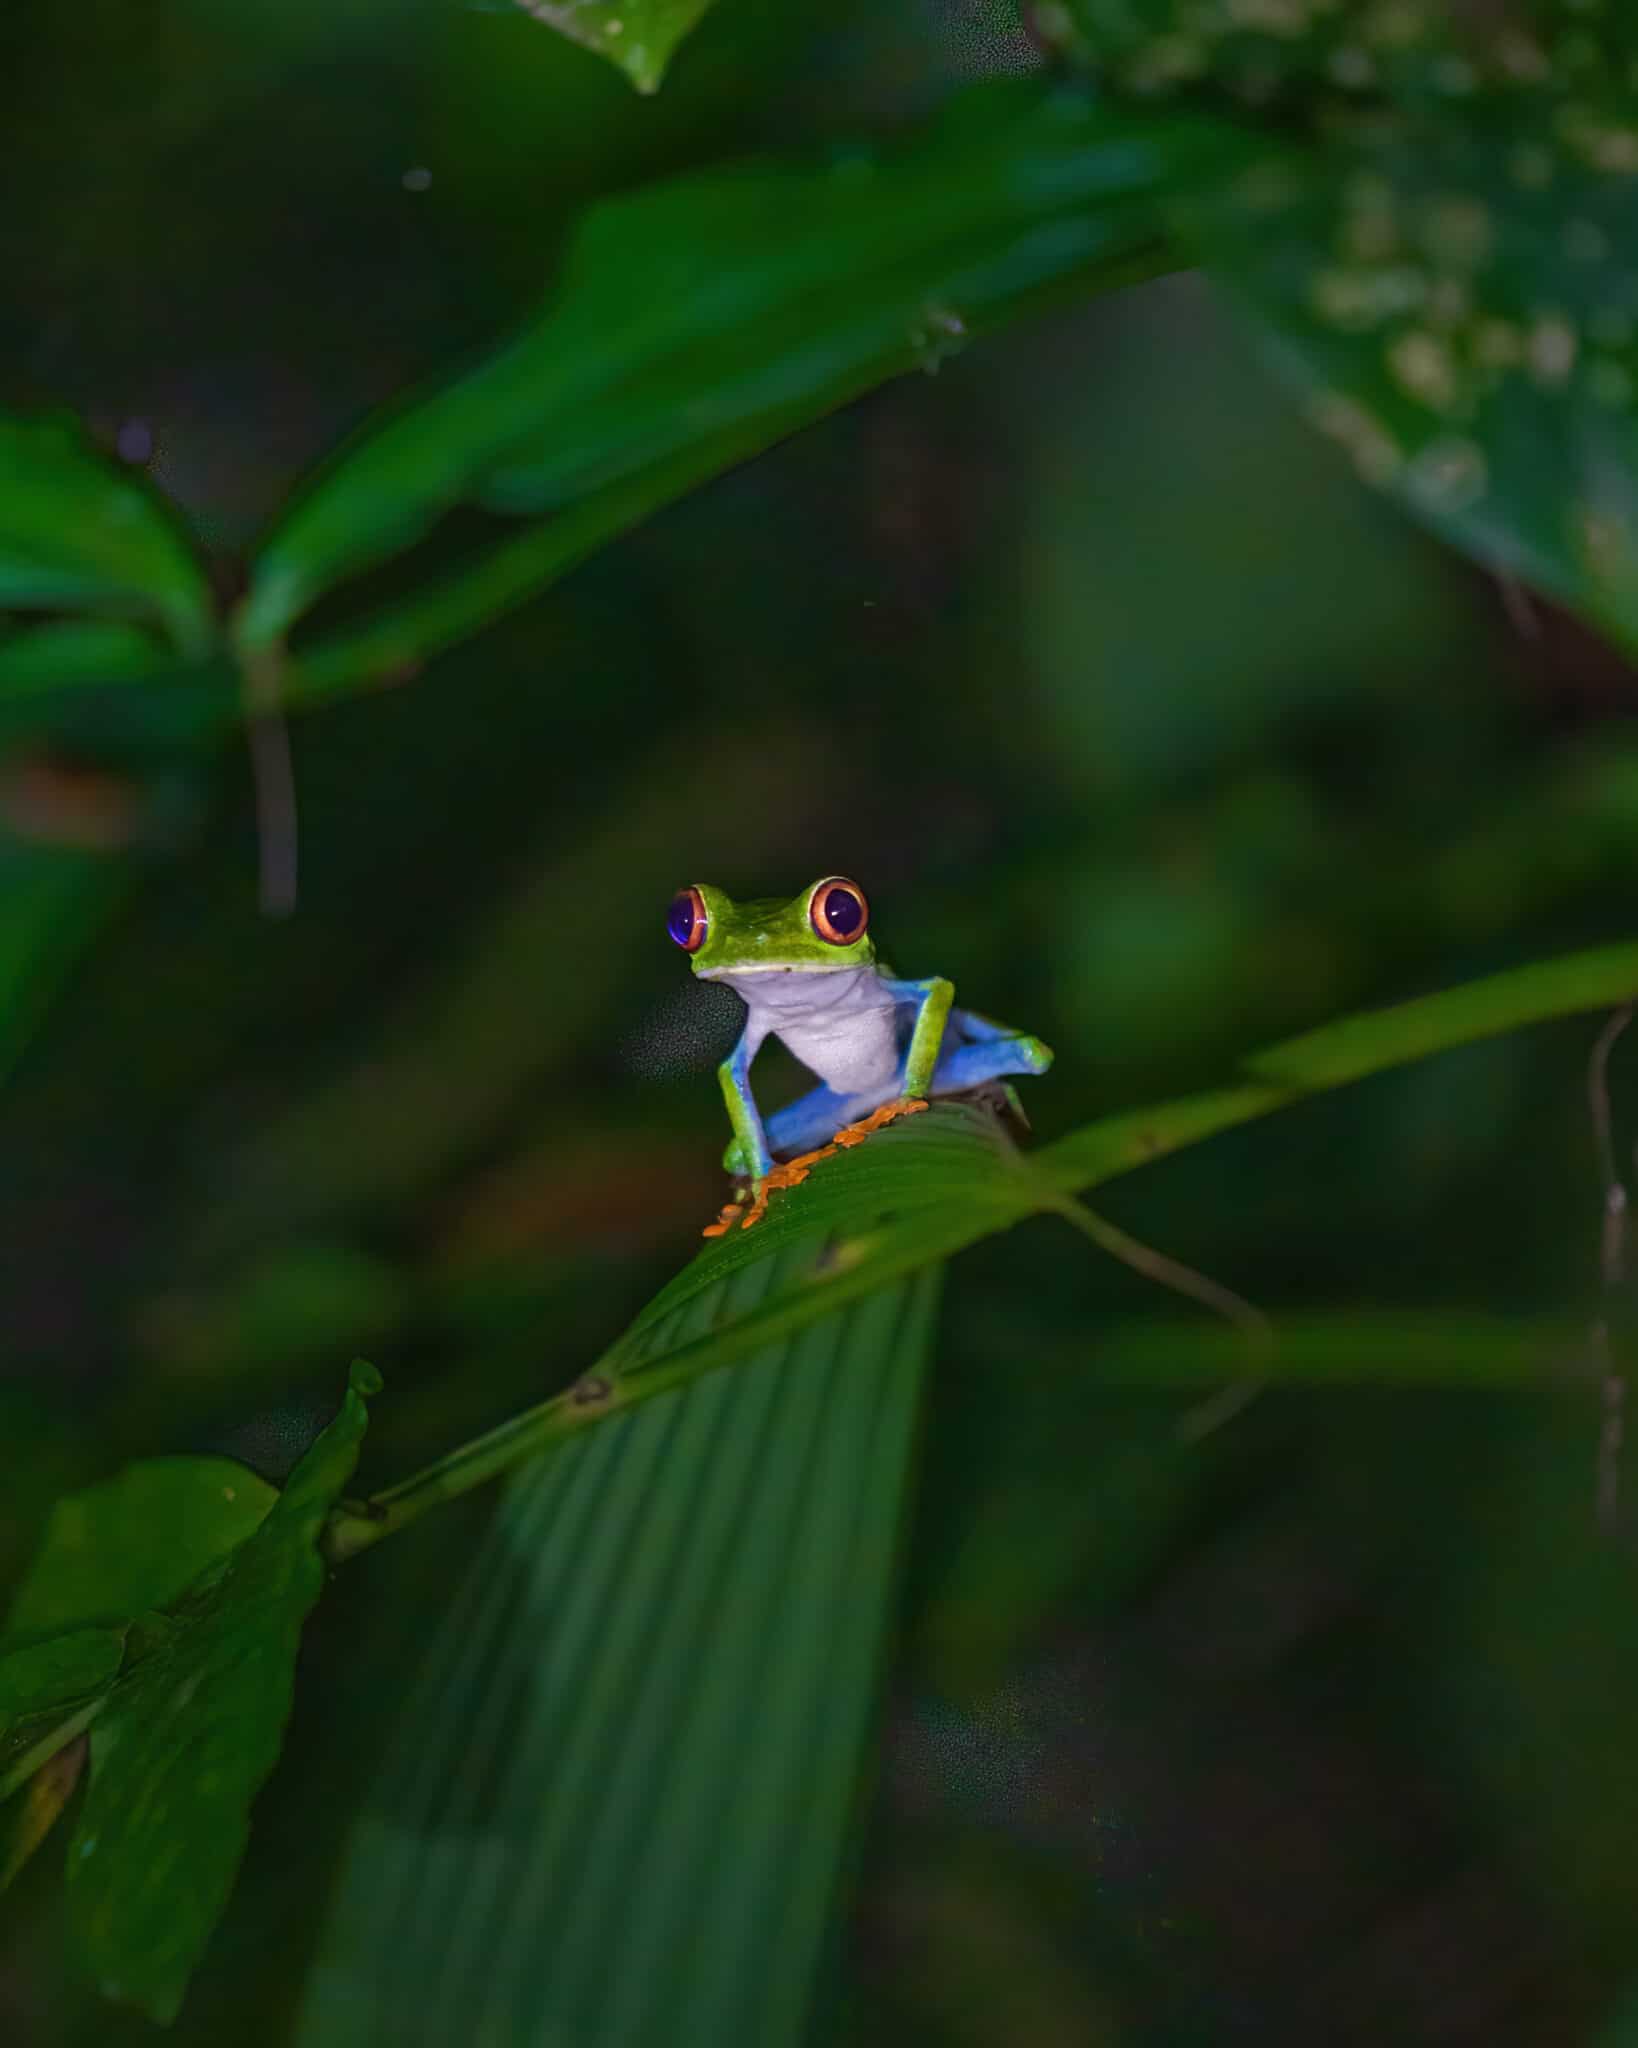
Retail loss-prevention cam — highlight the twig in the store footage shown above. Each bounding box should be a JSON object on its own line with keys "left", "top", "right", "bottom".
{"left": 1494, "top": 569, "right": 1541, "bottom": 641}
{"left": 1586, "top": 1005, "right": 1633, "bottom": 1528}
{"left": 1046, "top": 1193, "right": 1272, "bottom": 1441}
{"left": 241, "top": 645, "right": 299, "bottom": 917}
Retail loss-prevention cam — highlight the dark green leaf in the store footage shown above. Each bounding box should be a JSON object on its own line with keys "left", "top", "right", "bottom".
{"left": 293, "top": 935, "right": 1638, "bottom": 2039}
{"left": 0, "top": 1732, "right": 89, "bottom": 1891}
{"left": 1047, "top": 0, "right": 1638, "bottom": 652}
{"left": 242, "top": 83, "right": 1241, "bottom": 662}
{"left": 1081, "top": 1309, "right": 1582, "bottom": 1386}
{"left": 65, "top": 1362, "right": 380, "bottom": 2024}
{"left": 4, "top": 1456, "right": 278, "bottom": 1645}
{"left": 0, "top": 1699, "right": 103, "bottom": 1809}
{"left": 326, "top": 1106, "right": 1032, "bottom": 1558}
{"left": 0, "top": 620, "right": 170, "bottom": 702}
{"left": 0, "top": 622, "right": 229, "bottom": 752}
{"left": 299, "top": 1282, "right": 935, "bottom": 2046}
{"left": 0, "top": 414, "right": 211, "bottom": 654}
{"left": 1180, "top": 104, "right": 1638, "bottom": 651}
{"left": 509, "top": 0, "right": 716, "bottom": 94}
{"left": 0, "top": 1631, "right": 120, "bottom": 1816}
{"left": 0, "top": 1631, "right": 124, "bottom": 1720}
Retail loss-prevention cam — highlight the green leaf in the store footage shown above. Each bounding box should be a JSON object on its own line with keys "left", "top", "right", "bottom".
{"left": 0, "top": 1698, "right": 104, "bottom": 1810}
{"left": 0, "top": 620, "right": 228, "bottom": 751}
{"left": 1081, "top": 1309, "right": 1582, "bottom": 1386}
{"left": 299, "top": 1281, "right": 936, "bottom": 2046}
{"left": 243, "top": 83, "right": 1239, "bottom": 664}
{"left": 472, "top": 83, "right": 1208, "bottom": 519}
{"left": 0, "top": 414, "right": 212, "bottom": 654}
{"left": 65, "top": 1362, "right": 380, "bottom": 2024}
{"left": 0, "top": 620, "right": 171, "bottom": 702}
{"left": 0, "top": 1631, "right": 124, "bottom": 1720}
{"left": 4, "top": 1456, "right": 278, "bottom": 1645}
{"left": 326, "top": 935, "right": 1638, "bottom": 1568}
{"left": 0, "top": 1631, "right": 121, "bottom": 1817}
{"left": 1045, "top": 1, "right": 1638, "bottom": 654}
{"left": 0, "top": 1730, "right": 89, "bottom": 1890}
{"left": 296, "top": 938, "right": 1638, "bottom": 2039}
{"left": 1180, "top": 104, "right": 1638, "bottom": 651}
{"left": 509, "top": 0, "right": 715, "bottom": 95}
{"left": 326, "top": 1108, "right": 1032, "bottom": 1559}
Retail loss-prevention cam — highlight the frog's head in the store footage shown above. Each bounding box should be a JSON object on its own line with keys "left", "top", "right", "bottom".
{"left": 667, "top": 875, "right": 874, "bottom": 978}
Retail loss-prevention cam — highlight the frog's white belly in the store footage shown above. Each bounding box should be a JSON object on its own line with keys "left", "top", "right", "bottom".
{"left": 721, "top": 965, "right": 902, "bottom": 1096}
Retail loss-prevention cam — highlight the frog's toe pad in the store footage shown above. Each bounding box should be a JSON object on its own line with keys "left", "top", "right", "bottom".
{"left": 736, "top": 1147, "right": 835, "bottom": 1230}
{"left": 701, "top": 1196, "right": 748, "bottom": 1239}
{"left": 1014, "top": 1036, "right": 1053, "bottom": 1074}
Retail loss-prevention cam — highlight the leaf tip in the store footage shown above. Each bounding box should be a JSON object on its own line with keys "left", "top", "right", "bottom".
{"left": 348, "top": 1359, "right": 384, "bottom": 1399}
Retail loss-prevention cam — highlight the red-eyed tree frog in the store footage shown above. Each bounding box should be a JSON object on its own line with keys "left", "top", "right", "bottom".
{"left": 668, "top": 874, "right": 1052, "bottom": 1233}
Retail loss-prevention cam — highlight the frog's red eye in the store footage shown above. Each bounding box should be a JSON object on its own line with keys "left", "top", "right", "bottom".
{"left": 668, "top": 886, "right": 708, "bottom": 953}
{"left": 810, "top": 876, "right": 869, "bottom": 945}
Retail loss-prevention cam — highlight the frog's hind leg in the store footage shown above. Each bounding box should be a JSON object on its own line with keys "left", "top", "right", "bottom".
{"left": 929, "top": 1009, "right": 1053, "bottom": 1095}
{"left": 754, "top": 1011, "right": 1051, "bottom": 1166}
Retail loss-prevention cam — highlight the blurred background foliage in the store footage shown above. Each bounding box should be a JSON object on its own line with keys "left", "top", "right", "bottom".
{"left": 4, "top": 0, "right": 1638, "bottom": 2041}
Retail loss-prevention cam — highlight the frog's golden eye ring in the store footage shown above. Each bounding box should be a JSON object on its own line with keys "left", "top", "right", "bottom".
{"left": 668, "top": 885, "right": 708, "bottom": 953}
{"left": 809, "top": 876, "right": 869, "bottom": 945}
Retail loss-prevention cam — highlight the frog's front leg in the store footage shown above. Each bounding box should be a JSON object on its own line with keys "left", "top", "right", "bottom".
{"left": 881, "top": 975, "right": 955, "bottom": 1098}
{"left": 717, "top": 1027, "right": 773, "bottom": 1183}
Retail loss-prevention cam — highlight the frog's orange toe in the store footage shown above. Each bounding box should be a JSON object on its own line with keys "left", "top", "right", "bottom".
{"left": 738, "top": 1144, "right": 838, "bottom": 1229}
{"left": 709, "top": 1100, "right": 929, "bottom": 1237}
{"left": 831, "top": 1096, "right": 930, "bottom": 1148}
{"left": 701, "top": 1198, "right": 746, "bottom": 1239}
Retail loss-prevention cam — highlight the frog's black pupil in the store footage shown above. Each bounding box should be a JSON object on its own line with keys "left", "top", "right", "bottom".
{"left": 823, "top": 886, "right": 862, "bottom": 938}
{"left": 668, "top": 893, "right": 697, "bottom": 948}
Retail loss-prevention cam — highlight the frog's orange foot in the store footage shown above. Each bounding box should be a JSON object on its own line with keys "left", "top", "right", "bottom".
{"left": 706, "top": 1101, "right": 930, "bottom": 1238}
{"left": 830, "top": 1096, "right": 930, "bottom": 1149}
{"left": 701, "top": 1196, "right": 747, "bottom": 1240}
{"left": 737, "top": 1143, "right": 841, "bottom": 1230}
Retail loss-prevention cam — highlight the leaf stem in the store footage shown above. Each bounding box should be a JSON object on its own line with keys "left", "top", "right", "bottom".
{"left": 0, "top": 1699, "right": 103, "bottom": 1804}
{"left": 239, "top": 642, "right": 299, "bottom": 917}
{"left": 1044, "top": 1192, "right": 1272, "bottom": 1352}
{"left": 320, "top": 1204, "right": 997, "bottom": 1565}
{"left": 321, "top": 1372, "right": 621, "bottom": 1565}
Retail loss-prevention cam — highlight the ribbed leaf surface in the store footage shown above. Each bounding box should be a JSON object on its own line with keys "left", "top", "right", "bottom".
{"left": 298, "top": 1258, "right": 939, "bottom": 2047}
